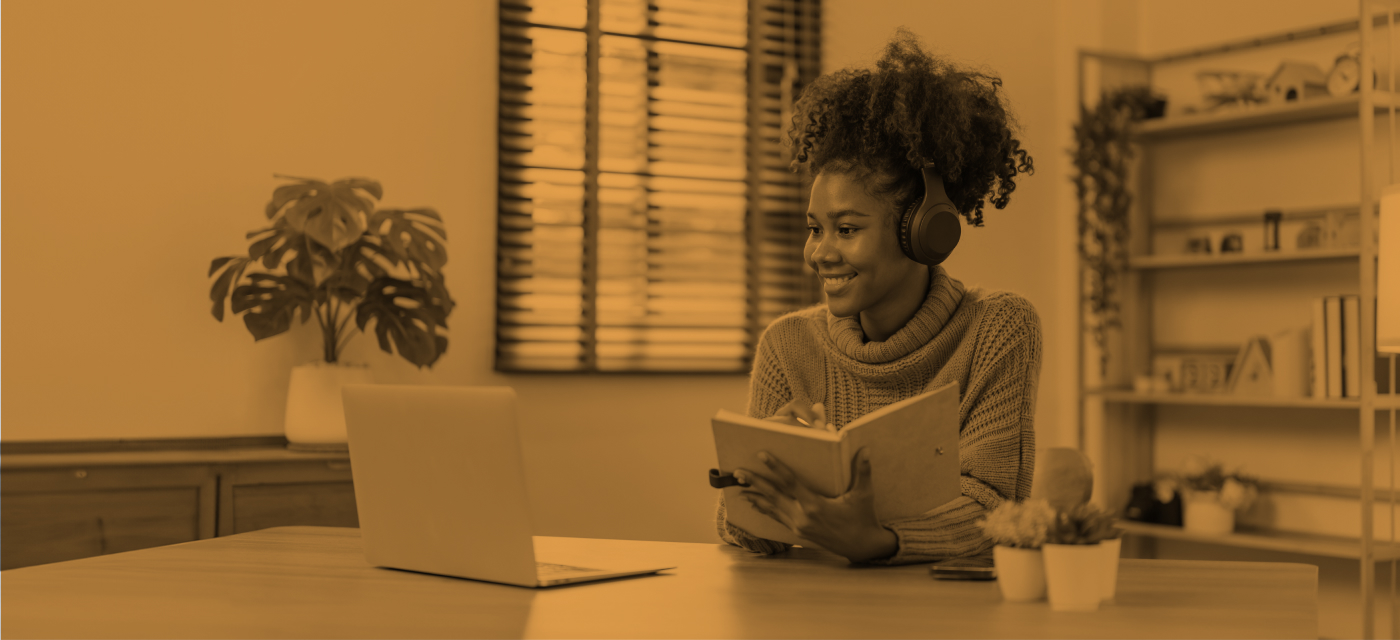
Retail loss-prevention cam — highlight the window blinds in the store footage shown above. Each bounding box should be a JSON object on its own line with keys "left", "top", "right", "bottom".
{"left": 497, "top": 0, "right": 821, "bottom": 372}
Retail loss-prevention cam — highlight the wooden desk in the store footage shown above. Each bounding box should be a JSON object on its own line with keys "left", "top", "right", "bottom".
{"left": 1, "top": 526, "right": 1317, "bottom": 639}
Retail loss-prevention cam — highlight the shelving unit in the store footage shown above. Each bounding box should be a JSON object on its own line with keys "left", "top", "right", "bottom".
{"left": 1078, "top": 4, "right": 1400, "bottom": 638}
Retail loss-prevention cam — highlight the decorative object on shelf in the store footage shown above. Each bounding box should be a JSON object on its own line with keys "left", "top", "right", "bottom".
{"left": 208, "top": 175, "right": 455, "bottom": 449}
{"left": 1268, "top": 327, "right": 1310, "bottom": 398}
{"left": 1226, "top": 336, "right": 1273, "bottom": 396}
{"left": 1196, "top": 70, "right": 1267, "bottom": 110}
{"left": 1264, "top": 61, "right": 1329, "bottom": 103}
{"left": 1263, "top": 210, "right": 1282, "bottom": 251}
{"left": 1124, "top": 481, "right": 1183, "bottom": 526}
{"left": 1176, "top": 353, "right": 1234, "bottom": 393}
{"left": 1296, "top": 221, "right": 1323, "bottom": 249}
{"left": 1154, "top": 459, "right": 1259, "bottom": 535}
{"left": 1186, "top": 234, "right": 1213, "bottom": 254}
{"left": 1073, "top": 86, "right": 1160, "bottom": 378}
{"left": 979, "top": 499, "right": 1055, "bottom": 602}
{"left": 1042, "top": 503, "right": 1123, "bottom": 612}
{"left": 1219, "top": 232, "right": 1244, "bottom": 253}
{"left": 1381, "top": 185, "right": 1400, "bottom": 355}
{"left": 1327, "top": 42, "right": 1384, "bottom": 97}
{"left": 1322, "top": 210, "right": 1361, "bottom": 248}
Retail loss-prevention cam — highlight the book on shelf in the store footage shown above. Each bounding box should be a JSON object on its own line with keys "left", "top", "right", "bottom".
{"left": 1325, "top": 296, "right": 1344, "bottom": 398}
{"left": 1311, "top": 294, "right": 1378, "bottom": 398}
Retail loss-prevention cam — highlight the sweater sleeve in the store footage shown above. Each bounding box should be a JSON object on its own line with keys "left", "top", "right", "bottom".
{"left": 862, "top": 299, "right": 1042, "bottom": 565}
{"left": 714, "top": 328, "right": 797, "bottom": 555}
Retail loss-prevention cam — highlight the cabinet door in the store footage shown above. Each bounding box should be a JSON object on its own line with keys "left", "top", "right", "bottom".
{"left": 219, "top": 460, "right": 359, "bottom": 535}
{"left": 1, "top": 465, "right": 216, "bottom": 570}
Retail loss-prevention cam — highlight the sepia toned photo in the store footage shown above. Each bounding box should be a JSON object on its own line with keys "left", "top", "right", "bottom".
{"left": 4, "top": 1, "right": 1400, "bottom": 638}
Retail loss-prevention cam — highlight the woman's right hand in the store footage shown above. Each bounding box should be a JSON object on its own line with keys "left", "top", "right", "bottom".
{"left": 765, "top": 399, "right": 832, "bottom": 432}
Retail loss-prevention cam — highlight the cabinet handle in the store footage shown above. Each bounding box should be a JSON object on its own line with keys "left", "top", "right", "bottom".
{"left": 326, "top": 462, "right": 351, "bottom": 471}
{"left": 73, "top": 470, "right": 88, "bottom": 479}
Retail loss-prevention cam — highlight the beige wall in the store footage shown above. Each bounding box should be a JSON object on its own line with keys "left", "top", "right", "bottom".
{"left": 2, "top": 0, "right": 744, "bottom": 545}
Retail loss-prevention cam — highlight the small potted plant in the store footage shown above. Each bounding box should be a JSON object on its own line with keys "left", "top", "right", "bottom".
{"left": 208, "top": 175, "right": 454, "bottom": 449}
{"left": 979, "top": 498, "right": 1056, "bottom": 602}
{"left": 1154, "top": 459, "right": 1259, "bottom": 535}
{"left": 1042, "top": 503, "right": 1123, "bottom": 612}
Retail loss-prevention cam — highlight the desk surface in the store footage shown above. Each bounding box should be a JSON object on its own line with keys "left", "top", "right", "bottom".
{"left": 1, "top": 526, "right": 1317, "bottom": 639}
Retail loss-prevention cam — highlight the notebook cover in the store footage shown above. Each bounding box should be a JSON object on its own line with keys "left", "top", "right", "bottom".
{"left": 713, "top": 382, "right": 961, "bottom": 548}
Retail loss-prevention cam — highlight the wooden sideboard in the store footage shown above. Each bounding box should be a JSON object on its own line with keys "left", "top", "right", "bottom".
{"left": 0, "top": 437, "right": 359, "bottom": 570}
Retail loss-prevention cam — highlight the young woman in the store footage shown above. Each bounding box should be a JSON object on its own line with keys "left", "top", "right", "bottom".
{"left": 715, "top": 31, "right": 1040, "bottom": 564}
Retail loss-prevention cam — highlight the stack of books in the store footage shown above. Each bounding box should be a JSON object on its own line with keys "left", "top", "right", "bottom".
{"left": 1311, "top": 295, "right": 1394, "bottom": 398}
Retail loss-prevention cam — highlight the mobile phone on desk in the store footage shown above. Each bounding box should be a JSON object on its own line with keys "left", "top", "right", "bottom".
{"left": 929, "top": 556, "right": 996, "bottom": 581}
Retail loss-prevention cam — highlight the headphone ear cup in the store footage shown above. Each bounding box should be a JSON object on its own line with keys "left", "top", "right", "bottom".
{"left": 900, "top": 203, "right": 961, "bottom": 266}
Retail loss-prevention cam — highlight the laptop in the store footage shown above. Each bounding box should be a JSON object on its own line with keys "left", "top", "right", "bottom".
{"left": 341, "top": 384, "right": 675, "bottom": 587}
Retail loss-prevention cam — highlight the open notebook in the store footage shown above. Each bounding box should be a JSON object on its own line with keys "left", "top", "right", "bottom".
{"left": 712, "top": 382, "right": 962, "bottom": 547}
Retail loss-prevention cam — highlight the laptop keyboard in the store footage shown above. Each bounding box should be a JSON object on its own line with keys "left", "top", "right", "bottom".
{"left": 536, "top": 562, "right": 603, "bottom": 578}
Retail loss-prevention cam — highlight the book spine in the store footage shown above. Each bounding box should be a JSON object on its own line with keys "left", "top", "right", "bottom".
{"left": 1326, "top": 296, "right": 1343, "bottom": 399}
{"left": 1311, "top": 297, "right": 1327, "bottom": 398}
{"left": 1344, "top": 295, "right": 1361, "bottom": 398}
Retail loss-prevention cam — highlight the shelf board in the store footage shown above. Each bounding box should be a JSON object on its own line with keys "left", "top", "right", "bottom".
{"left": 1128, "top": 247, "right": 1361, "bottom": 270}
{"left": 1085, "top": 389, "right": 1400, "bottom": 409}
{"left": 1116, "top": 520, "right": 1400, "bottom": 562}
{"left": 1135, "top": 92, "right": 1396, "bottom": 139}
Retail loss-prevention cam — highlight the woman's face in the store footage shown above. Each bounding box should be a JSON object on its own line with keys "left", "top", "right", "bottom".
{"left": 804, "top": 171, "right": 927, "bottom": 319}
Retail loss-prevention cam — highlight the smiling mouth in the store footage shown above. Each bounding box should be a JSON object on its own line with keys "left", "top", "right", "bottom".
{"left": 822, "top": 274, "right": 856, "bottom": 291}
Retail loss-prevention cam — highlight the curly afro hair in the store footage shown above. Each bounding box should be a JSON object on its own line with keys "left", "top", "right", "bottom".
{"left": 788, "top": 29, "right": 1034, "bottom": 227}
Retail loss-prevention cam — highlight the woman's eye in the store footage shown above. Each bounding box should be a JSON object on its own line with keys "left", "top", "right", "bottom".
{"left": 838, "top": 226, "right": 857, "bottom": 236}
{"left": 807, "top": 226, "right": 821, "bottom": 235}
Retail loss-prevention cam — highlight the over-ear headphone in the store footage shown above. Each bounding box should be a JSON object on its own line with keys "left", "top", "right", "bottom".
{"left": 897, "top": 166, "right": 962, "bottom": 266}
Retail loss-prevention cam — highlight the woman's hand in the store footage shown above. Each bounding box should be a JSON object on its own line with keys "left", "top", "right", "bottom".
{"left": 736, "top": 448, "right": 898, "bottom": 563}
{"left": 764, "top": 399, "right": 832, "bottom": 432}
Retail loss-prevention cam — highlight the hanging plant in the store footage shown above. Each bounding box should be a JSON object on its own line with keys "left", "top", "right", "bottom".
{"left": 1071, "top": 87, "right": 1157, "bottom": 378}
{"left": 207, "top": 175, "right": 454, "bottom": 368}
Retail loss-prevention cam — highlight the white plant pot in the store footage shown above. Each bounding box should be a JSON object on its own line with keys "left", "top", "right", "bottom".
{"left": 284, "top": 362, "right": 374, "bottom": 451}
{"left": 1042, "top": 543, "right": 1104, "bottom": 612}
{"left": 1099, "top": 537, "right": 1122, "bottom": 603}
{"left": 992, "top": 545, "right": 1046, "bottom": 602}
{"left": 1183, "top": 492, "right": 1235, "bottom": 535}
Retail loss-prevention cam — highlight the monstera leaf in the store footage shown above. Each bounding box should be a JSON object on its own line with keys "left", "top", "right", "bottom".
{"left": 266, "top": 175, "right": 382, "bottom": 253}
{"left": 355, "top": 277, "right": 449, "bottom": 368}
{"left": 368, "top": 208, "right": 447, "bottom": 275}
{"left": 230, "top": 274, "right": 316, "bottom": 340}
{"left": 208, "top": 256, "right": 251, "bottom": 321}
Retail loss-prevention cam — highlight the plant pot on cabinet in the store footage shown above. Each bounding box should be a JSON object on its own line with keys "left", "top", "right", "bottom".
{"left": 993, "top": 545, "right": 1046, "bottom": 602}
{"left": 1183, "top": 491, "right": 1235, "bottom": 535}
{"left": 284, "top": 362, "right": 373, "bottom": 452}
{"left": 1042, "top": 543, "right": 1106, "bottom": 612}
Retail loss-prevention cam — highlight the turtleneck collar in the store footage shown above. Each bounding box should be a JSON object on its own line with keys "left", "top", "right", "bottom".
{"left": 826, "top": 265, "right": 967, "bottom": 364}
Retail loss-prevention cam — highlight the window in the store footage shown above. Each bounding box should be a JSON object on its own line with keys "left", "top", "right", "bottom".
{"left": 497, "top": 0, "right": 821, "bottom": 372}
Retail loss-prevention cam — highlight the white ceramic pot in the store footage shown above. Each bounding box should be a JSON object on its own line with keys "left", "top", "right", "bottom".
{"left": 1042, "top": 543, "right": 1104, "bottom": 612}
{"left": 992, "top": 545, "right": 1046, "bottom": 602}
{"left": 284, "top": 362, "right": 374, "bottom": 451}
{"left": 1099, "top": 537, "right": 1122, "bottom": 603}
{"left": 1183, "top": 491, "right": 1235, "bottom": 535}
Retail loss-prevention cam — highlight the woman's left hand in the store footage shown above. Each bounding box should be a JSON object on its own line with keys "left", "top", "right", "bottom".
{"left": 736, "top": 449, "right": 898, "bottom": 563}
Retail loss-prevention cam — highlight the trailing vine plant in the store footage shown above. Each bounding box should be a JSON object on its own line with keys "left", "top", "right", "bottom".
{"left": 1071, "top": 87, "right": 1156, "bottom": 378}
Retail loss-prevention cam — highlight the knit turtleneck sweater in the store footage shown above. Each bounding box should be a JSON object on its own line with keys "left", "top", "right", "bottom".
{"left": 715, "top": 265, "right": 1042, "bottom": 565}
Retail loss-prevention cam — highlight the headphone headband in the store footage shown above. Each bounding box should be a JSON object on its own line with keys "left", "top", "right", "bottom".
{"left": 897, "top": 166, "right": 962, "bottom": 266}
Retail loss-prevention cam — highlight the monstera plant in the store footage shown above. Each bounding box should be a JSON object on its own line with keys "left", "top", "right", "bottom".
{"left": 208, "top": 175, "right": 454, "bottom": 368}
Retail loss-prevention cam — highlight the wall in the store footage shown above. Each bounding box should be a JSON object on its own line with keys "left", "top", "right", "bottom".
{"left": 1, "top": 0, "right": 744, "bottom": 545}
